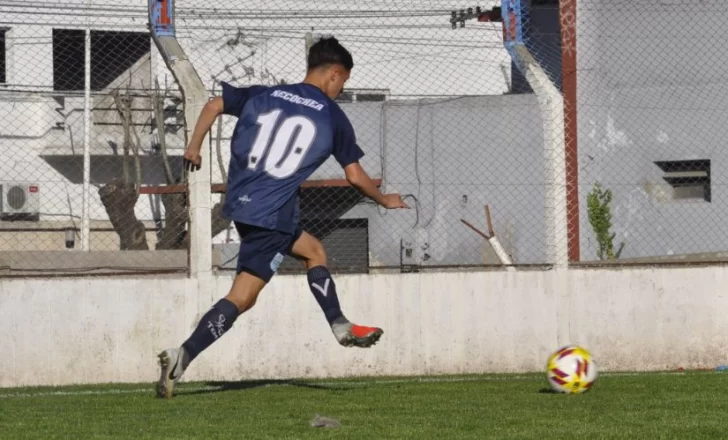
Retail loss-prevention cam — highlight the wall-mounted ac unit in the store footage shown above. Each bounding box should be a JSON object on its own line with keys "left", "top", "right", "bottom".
{"left": 1, "top": 182, "right": 40, "bottom": 221}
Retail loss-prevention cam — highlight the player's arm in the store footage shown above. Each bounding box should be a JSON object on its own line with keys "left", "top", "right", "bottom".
{"left": 344, "top": 162, "right": 408, "bottom": 209}
{"left": 183, "top": 97, "right": 224, "bottom": 170}
{"left": 184, "top": 82, "right": 267, "bottom": 171}
{"left": 332, "top": 108, "right": 408, "bottom": 209}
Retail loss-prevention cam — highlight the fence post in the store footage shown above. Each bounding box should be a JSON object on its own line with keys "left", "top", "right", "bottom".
{"left": 148, "top": 0, "right": 213, "bottom": 288}
{"left": 512, "top": 45, "right": 569, "bottom": 269}
{"left": 81, "top": 21, "right": 91, "bottom": 251}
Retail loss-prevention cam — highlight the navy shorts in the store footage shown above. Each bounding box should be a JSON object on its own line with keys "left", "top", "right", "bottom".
{"left": 234, "top": 222, "right": 303, "bottom": 282}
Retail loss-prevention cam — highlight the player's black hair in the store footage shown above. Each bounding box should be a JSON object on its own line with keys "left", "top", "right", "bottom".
{"left": 307, "top": 36, "right": 354, "bottom": 71}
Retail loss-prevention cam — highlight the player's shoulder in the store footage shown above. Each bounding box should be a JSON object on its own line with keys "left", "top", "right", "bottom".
{"left": 299, "top": 90, "right": 345, "bottom": 120}
{"left": 326, "top": 98, "right": 352, "bottom": 129}
{"left": 325, "top": 95, "right": 345, "bottom": 114}
{"left": 221, "top": 81, "right": 269, "bottom": 96}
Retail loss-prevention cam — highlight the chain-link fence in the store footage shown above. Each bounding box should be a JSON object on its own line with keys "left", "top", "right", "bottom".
{"left": 0, "top": 1, "right": 191, "bottom": 275}
{"left": 193, "top": 0, "right": 550, "bottom": 273}
{"left": 574, "top": 0, "right": 728, "bottom": 265}
{"left": 2, "top": 0, "right": 720, "bottom": 276}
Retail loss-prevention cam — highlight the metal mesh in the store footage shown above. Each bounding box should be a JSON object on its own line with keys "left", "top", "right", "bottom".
{"left": 4, "top": 0, "right": 717, "bottom": 275}
{"left": 192, "top": 0, "right": 546, "bottom": 273}
{"left": 0, "top": 0, "right": 564, "bottom": 275}
{"left": 0, "top": 2, "right": 188, "bottom": 275}
{"left": 575, "top": 0, "right": 728, "bottom": 264}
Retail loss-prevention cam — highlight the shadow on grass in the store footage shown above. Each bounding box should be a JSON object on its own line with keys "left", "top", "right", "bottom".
{"left": 179, "top": 379, "right": 350, "bottom": 396}
{"left": 537, "top": 387, "right": 560, "bottom": 394}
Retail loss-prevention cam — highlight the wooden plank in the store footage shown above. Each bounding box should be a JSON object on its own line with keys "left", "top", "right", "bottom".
{"left": 138, "top": 178, "right": 382, "bottom": 195}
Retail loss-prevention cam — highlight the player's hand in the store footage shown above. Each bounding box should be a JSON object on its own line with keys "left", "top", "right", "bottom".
{"left": 183, "top": 148, "right": 202, "bottom": 172}
{"left": 380, "top": 193, "right": 410, "bottom": 209}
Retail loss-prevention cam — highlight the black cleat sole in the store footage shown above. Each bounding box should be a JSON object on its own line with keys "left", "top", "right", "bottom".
{"left": 351, "top": 328, "right": 384, "bottom": 348}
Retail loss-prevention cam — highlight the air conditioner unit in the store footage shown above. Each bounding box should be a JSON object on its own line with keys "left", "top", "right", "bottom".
{"left": 1, "top": 182, "right": 40, "bottom": 221}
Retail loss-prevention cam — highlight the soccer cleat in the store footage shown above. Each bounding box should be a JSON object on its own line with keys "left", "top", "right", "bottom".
{"left": 332, "top": 320, "right": 384, "bottom": 348}
{"left": 156, "top": 347, "right": 187, "bottom": 399}
{"left": 350, "top": 324, "right": 384, "bottom": 347}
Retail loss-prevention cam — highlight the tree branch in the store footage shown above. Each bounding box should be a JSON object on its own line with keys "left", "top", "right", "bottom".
{"left": 154, "top": 77, "right": 175, "bottom": 184}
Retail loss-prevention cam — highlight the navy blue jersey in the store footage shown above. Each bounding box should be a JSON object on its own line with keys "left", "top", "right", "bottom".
{"left": 220, "top": 82, "right": 364, "bottom": 233}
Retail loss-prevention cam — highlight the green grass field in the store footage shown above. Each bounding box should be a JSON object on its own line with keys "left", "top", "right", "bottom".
{"left": 1, "top": 371, "right": 727, "bottom": 439}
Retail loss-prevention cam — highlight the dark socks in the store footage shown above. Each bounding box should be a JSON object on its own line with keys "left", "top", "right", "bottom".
{"left": 182, "top": 298, "right": 239, "bottom": 363}
{"left": 307, "top": 266, "right": 345, "bottom": 325}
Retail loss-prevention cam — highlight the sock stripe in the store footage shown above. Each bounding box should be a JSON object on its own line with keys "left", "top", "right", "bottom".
{"left": 307, "top": 265, "right": 331, "bottom": 282}
{"left": 307, "top": 266, "right": 343, "bottom": 325}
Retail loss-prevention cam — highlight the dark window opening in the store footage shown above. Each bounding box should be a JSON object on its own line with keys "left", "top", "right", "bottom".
{"left": 337, "top": 91, "right": 353, "bottom": 103}
{"left": 91, "top": 31, "right": 150, "bottom": 90}
{"left": 336, "top": 89, "right": 389, "bottom": 103}
{"left": 291, "top": 186, "right": 370, "bottom": 274}
{"left": 655, "top": 159, "right": 711, "bottom": 202}
{"left": 356, "top": 94, "right": 387, "bottom": 102}
{"left": 278, "top": 218, "right": 369, "bottom": 275}
{"left": 53, "top": 29, "right": 150, "bottom": 91}
{"left": 0, "top": 29, "right": 7, "bottom": 84}
{"left": 53, "top": 29, "right": 84, "bottom": 91}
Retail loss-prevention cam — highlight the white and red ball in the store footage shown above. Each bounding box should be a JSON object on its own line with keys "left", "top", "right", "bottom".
{"left": 546, "top": 345, "right": 598, "bottom": 394}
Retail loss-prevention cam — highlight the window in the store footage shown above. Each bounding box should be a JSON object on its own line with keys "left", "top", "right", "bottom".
{"left": 53, "top": 29, "right": 150, "bottom": 91}
{"left": 356, "top": 93, "right": 387, "bottom": 102}
{"left": 336, "top": 88, "right": 389, "bottom": 103}
{"left": 655, "top": 160, "right": 711, "bottom": 202}
{"left": 91, "top": 31, "right": 150, "bottom": 90}
{"left": 0, "top": 28, "right": 6, "bottom": 84}
{"left": 337, "top": 91, "right": 353, "bottom": 103}
{"left": 53, "top": 29, "right": 84, "bottom": 91}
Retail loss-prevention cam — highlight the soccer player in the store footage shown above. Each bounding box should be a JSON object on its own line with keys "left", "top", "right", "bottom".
{"left": 156, "top": 37, "right": 409, "bottom": 398}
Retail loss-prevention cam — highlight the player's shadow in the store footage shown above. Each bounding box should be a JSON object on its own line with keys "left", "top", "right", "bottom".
{"left": 537, "top": 387, "right": 559, "bottom": 394}
{"left": 180, "top": 379, "right": 350, "bottom": 396}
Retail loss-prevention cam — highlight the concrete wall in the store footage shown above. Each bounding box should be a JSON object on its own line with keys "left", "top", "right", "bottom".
{"left": 577, "top": 1, "right": 728, "bottom": 259}
{"left": 2, "top": 266, "right": 728, "bottom": 387}
{"left": 340, "top": 95, "right": 546, "bottom": 266}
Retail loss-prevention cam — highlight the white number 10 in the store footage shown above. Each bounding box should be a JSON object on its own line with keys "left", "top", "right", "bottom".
{"left": 248, "top": 109, "right": 317, "bottom": 179}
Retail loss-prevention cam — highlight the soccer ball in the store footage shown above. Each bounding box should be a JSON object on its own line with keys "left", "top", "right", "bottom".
{"left": 546, "top": 345, "right": 598, "bottom": 394}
